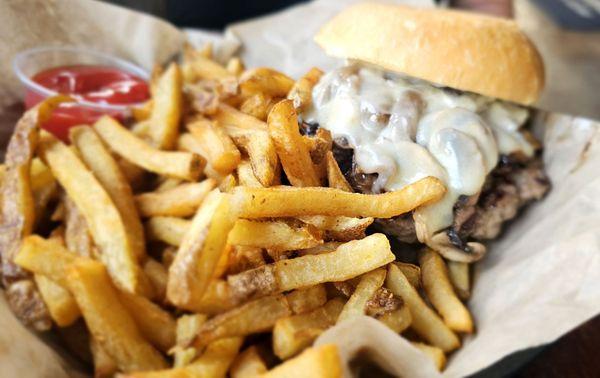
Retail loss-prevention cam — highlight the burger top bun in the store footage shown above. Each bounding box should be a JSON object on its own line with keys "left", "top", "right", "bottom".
{"left": 315, "top": 3, "right": 544, "bottom": 105}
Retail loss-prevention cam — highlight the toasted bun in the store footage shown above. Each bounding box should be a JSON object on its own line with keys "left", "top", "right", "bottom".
{"left": 315, "top": 3, "right": 544, "bottom": 105}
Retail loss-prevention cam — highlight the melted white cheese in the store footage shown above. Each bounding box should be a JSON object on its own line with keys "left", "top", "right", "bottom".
{"left": 304, "top": 63, "right": 533, "bottom": 239}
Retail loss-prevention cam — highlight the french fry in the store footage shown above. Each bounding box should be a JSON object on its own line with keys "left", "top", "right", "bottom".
{"left": 240, "top": 93, "right": 274, "bottom": 121}
{"left": 15, "top": 235, "right": 78, "bottom": 288}
{"left": 239, "top": 67, "right": 295, "bottom": 98}
{"left": 226, "top": 57, "right": 245, "bottom": 77}
{"left": 236, "top": 160, "right": 263, "bottom": 187}
{"left": 136, "top": 179, "right": 216, "bottom": 217}
{"left": 70, "top": 126, "right": 145, "bottom": 260}
{"left": 273, "top": 298, "right": 344, "bottom": 359}
{"left": 447, "top": 261, "right": 471, "bottom": 300}
{"left": 231, "top": 346, "right": 268, "bottom": 378}
{"left": 146, "top": 63, "right": 183, "bottom": 150}
{"left": 132, "top": 100, "right": 153, "bottom": 122}
{"left": 376, "top": 303, "right": 412, "bottom": 333}
{"left": 227, "top": 234, "right": 394, "bottom": 301}
{"left": 67, "top": 259, "right": 167, "bottom": 372}
{"left": 420, "top": 249, "right": 473, "bottom": 333}
{"left": 30, "top": 157, "right": 58, "bottom": 222}
{"left": 231, "top": 177, "right": 445, "bottom": 218}
{"left": 183, "top": 53, "right": 232, "bottom": 81}
{"left": 91, "top": 338, "right": 118, "bottom": 378}
{"left": 124, "top": 337, "right": 243, "bottom": 378}
{"left": 117, "top": 291, "right": 176, "bottom": 352}
{"left": 34, "top": 274, "right": 80, "bottom": 327}
{"left": 227, "top": 246, "right": 266, "bottom": 275}
{"left": 193, "top": 294, "right": 291, "bottom": 347}
{"left": 214, "top": 104, "right": 279, "bottom": 186}
{"left": 94, "top": 116, "right": 204, "bottom": 181}
{"left": 262, "top": 344, "right": 342, "bottom": 378}
{"left": 287, "top": 67, "right": 323, "bottom": 111}
{"left": 296, "top": 242, "right": 342, "bottom": 256}
{"left": 0, "top": 96, "right": 68, "bottom": 282}
{"left": 218, "top": 173, "right": 237, "bottom": 193}
{"left": 337, "top": 268, "right": 386, "bottom": 323}
{"left": 228, "top": 219, "right": 323, "bottom": 251}
{"left": 63, "top": 195, "right": 94, "bottom": 258}
{"left": 297, "top": 215, "right": 373, "bottom": 242}
{"left": 186, "top": 118, "right": 241, "bottom": 174}
{"left": 268, "top": 100, "right": 320, "bottom": 187}
{"left": 411, "top": 342, "right": 446, "bottom": 371}
{"left": 185, "top": 279, "right": 238, "bottom": 315}
{"left": 172, "top": 313, "right": 207, "bottom": 367}
{"left": 395, "top": 262, "right": 421, "bottom": 289}
{"left": 146, "top": 216, "right": 190, "bottom": 247}
{"left": 286, "top": 284, "right": 327, "bottom": 315}
{"left": 155, "top": 177, "right": 182, "bottom": 192}
{"left": 39, "top": 134, "right": 152, "bottom": 296}
{"left": 167, "top": 190, "right": 235, "bottom": 309}
{"left": 326, "top": 151, "right": 353, "bottom": 192}
{"left": 143, "top": 258, "right": 168, "bottom": 302}
{"left": 386, "top": 264, "right": 460, "bottom": 352}
{"left": 117, "top": 157, "right": 147, "bottom": 191}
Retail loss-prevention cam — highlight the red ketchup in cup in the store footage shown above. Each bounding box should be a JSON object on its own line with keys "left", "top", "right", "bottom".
{"left": 14, "top": 47, "right": 150, "bottom": 142}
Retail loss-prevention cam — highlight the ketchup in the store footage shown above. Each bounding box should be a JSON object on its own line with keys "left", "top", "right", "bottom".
{"left": 26, "top": 65, "right": 149, "bottom": 141}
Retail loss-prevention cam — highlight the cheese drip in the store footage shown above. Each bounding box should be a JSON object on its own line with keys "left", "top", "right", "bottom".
{"left": 304, "top": 63, "right": 533, "bottom": 240}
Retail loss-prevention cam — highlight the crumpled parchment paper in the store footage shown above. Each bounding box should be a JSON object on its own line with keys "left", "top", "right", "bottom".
{"left": 1, "top": 0, "right": 599, "bottom": 377}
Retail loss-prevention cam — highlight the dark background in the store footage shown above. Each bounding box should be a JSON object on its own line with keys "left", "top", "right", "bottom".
{"left": 103, "top": 1, "right": 600, "bottom": 377}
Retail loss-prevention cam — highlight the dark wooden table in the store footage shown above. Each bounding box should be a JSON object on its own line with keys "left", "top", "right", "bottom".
{"left": 512, "top": 315, "right": 600, "bottom": 377}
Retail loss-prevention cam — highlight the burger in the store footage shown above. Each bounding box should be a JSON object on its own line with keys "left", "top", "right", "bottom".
{"left": 300, "top": 3, "right": 550, "bottom": 262}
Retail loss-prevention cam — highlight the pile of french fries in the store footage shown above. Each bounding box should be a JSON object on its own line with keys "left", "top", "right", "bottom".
{"left": 0, "top": 43, "right": 477, "bottom": 377}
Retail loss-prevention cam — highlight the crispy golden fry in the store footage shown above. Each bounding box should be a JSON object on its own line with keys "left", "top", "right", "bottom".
{"left": 167, "top": 190, "right": 235, "bottom": 309}
{"left": 146, "top": 217, "right": 190, "bottom": 247}
{"left": 214, "top": 104, "right": 279, "bottom": 186}
{"left": 296, "top": 242, "right": 342, "bottom": 256}
{"left": 338, "top": 269, "right": 386, "bottom": 323}
{"left": 236, "top": 160, "right": 263, "bottom": 187}
{"left": 386, "top": 264, "right": 460, "bottom": 352}
{"left": 185, "top": 279, "right": 238, "bottom": 315}
{"left": 30, "top": 157, "right": 59, "bottom": 222}
{"left": 273, "top": 298, "right": 344, "bottom": 359}
{"left": 304, "top": 129, "right": 332, "bottom": 165}
{"left": 132, "top": 100, "right": 153, "bottom": 122}
{"left": 124, "top": 337, "right": 243, "bottom": 378}
{"left": 187, "top": 118, "right": 241, "bottom": 174}
{"left": 287, "top": 67, "right": 323, "bottom": 111}
{"left": 262, "top": 344, "right": 342, "bottom": 378}
{"left": 67, "top": 259, "right": 167, "bottom": 372}
{"left": 63, "top": 195, "right": 95, "bottom": 258}
{"left": 193, "top": 294, "right": 291, "bottom": 347}
{"left": 268, "top": 100, "right": 320, "bottom": 187}
{"left": 34, "top": 274, "right": 80, "bottom": 327}
{"left": 146, "top": 63, "right": 183, "bottom": 150}
{"left": 70, "top": 126, "right": 145, "bottom": 260}
{"left": 231, "top": 177, "right": 445, "bottom": 219}
{"left": 172, "top": 313, "right": 207, "bottom": 367}
{"left": 326, "top": 151, "right": 353, "bottom": 192}
{"left": 227, "top": 246, "right": 266, "bottom": 275}
{"left": 411, "top": 342, "right": 446, "bottom": 371}
{"left": 420, "top": 249, "right": 473, "bottom": 333}
{"left": 183, "top": 52, "right": 232, "bottom": 81}
{"left": 94, "top": 116, "right": 204, "bottom": 181}
{"left": 117, "top": 291, "right": 176, "bottom": 352}
{"left": 15, "top": 235, "right": 78, "bottom": 288}
{"left": 0, "top": 96, "right": 68, "bottom": 283}
{"left": 395, "top": 262, "right": 421, "bottom": 289}
{"left": 176, "top": 133, "right": 223, "bottom": 178}
{"left": 228, "top": 219, "right": 323, "bottom": 251}
{"left": 39, "top": 134, "right": 152, "bottom": 296}
{"left": 297, "top": 215, "right": 373, "bottom": 242}
{"left": 218, "top": 173, "right": 237, "bottom": 193}
{"left": 91, "top": 337, "right": 118, "bottom": 378}
{"left": 136, "top": 179, "right": 216, "bottom": 218}
{"left": 377, "top": 304, "right": 412, "bottom": 333}
{"left": 143, "top": 258, "right": 168, "bottom": 302}
{"left": 231, "top": 346, "right": 268, "bottom": 378}
{"left": 240, "top": 93, "right": 273, "bottom": 121}
{"left": 227, "top": 234, "right": 394, "bottom": 301}
{"left": 286, "top": 284, "right": 327, "bottom": 315}
{"left": 239, "top": 67, "right": 294, "bottom": 98}
{"left": 155, "top": 177, "right": 182, "bottom": 192}
{"left": 447, "top": 261, "right": 471, "bottom": 300}
{"left": 226, "top": 57, "right": 245, "bottom": 77}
